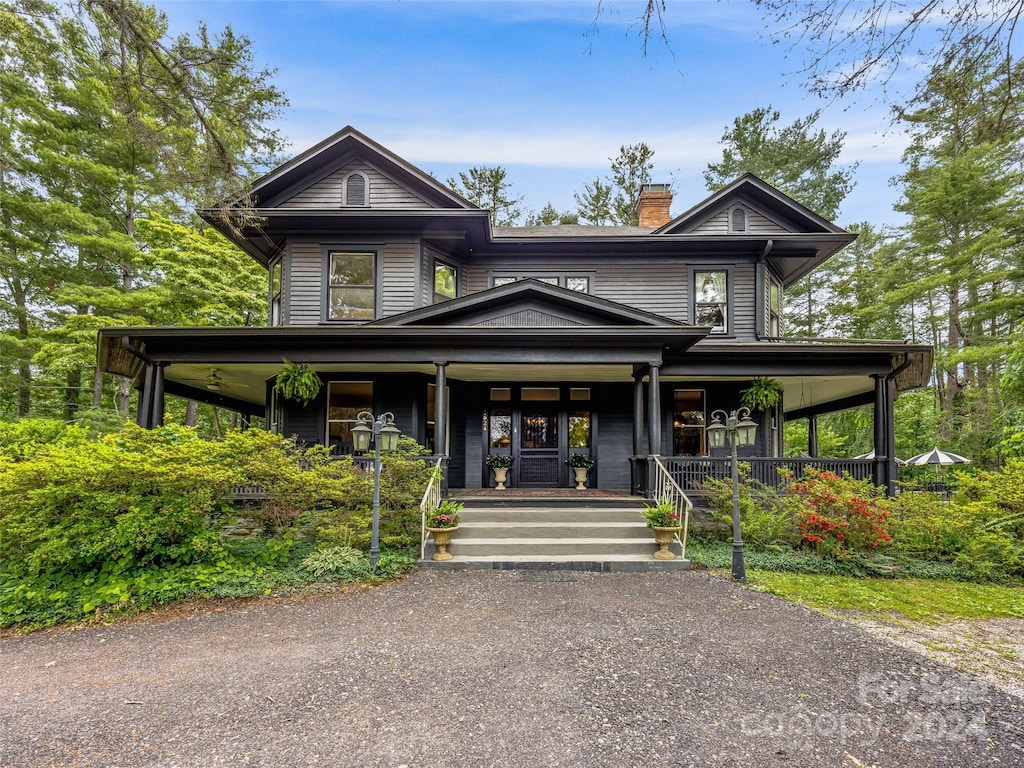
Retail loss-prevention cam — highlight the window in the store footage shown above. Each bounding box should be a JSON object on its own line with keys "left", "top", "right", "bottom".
{"left": 490, "top": 273, "right": 592, "bottom": 292}
{"left": 522, "top": 387, "right": 559, "bottom": 401}
{"left": 569, "top": 411, "right": 591, "bottom": 448}
{"left": 729, "top": 206, "right": 747, "bottom": 233}
{"left": 768, "top": 277, "right": 782, "bottom": 337}
{"left": 328, "top": 251, "right": 375, "bottom": 320}
{"left": 342, "top": 171, "right": 369, "bottom": 206}
{"left": 269, "top": 258, "right": 283, "bottom": 326}
{"left": 695, "top": 270, "right": 728, "bottom": 333}
{"left": 489, "top": 409, "right": 511, "bottom": 448}
{"left": 673, "top": 390, "right": 706, "bottom": 456}
{"left": 433, "top": 261, "right": 457, "bottom": 303}
{"left": 326, "top": 382, "right": 373, "bottom": 453}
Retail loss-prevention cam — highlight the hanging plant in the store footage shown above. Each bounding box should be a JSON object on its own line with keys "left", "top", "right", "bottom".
{"left": 274, "top": 359, "right": 322, "bottom": 406}
{"left": 739, "top": 377, "right": 783, "bottom": 412}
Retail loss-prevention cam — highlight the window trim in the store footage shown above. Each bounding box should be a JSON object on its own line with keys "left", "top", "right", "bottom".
{"left": 692, "top": 267, "right": 733, "bottom": 335}
{"left": 268, "top": 255, "right": 283, "bottom": 326}
{"left": 342, "top": 171, "right": 370, "bottom": 207}
{"left": 432, "top": 256, "right": 459, "bottom": 304}
{"left": 322, "top": 245, "right": 383, "bottom": 322}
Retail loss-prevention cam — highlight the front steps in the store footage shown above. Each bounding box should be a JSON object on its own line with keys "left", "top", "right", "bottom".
{"left": 421, "top": 493, "right": 690, "bottom": 572}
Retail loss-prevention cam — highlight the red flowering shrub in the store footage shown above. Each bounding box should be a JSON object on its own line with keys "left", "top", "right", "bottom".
{"left": 786, "top": 469, "right": 893, "bottom": 557}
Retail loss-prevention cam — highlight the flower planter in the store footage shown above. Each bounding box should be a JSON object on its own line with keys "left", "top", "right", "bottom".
{"left": 572, "top": 466, "right": 589, "bottom": 490}
{"left": 492, "top": 466, "right": 509, "bottom": 490}
{"left": 651, "top": 525, "right": 683, "bottom": 560}
{"left": 426, "top": 525, "right": 459, "bottom": 561}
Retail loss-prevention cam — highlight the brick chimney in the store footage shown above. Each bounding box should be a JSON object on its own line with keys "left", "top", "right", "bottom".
{"left": 636, "top": 183, "right": 673, "bottom": 228}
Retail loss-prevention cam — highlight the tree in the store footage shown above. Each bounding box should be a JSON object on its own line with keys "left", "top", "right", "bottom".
{"left": 704, "top": 107, "right": 857, "bottom": 336}
{"left": 524, "top": 203, "right": 578, "bottom": 226}
{"left": 573, "top": 178, "right": 614, "bottom": 225}
{"left": 446, "top": 166, "right": 524, "bottom": 227}
{"left": 0, "top": 0, "right": 287, "bottom": 420}
{"left": 574, "top": 143, "right": 655, "bottom": 226}
{"left": 752, "top": 0, "right": 1023, "bottom": 102}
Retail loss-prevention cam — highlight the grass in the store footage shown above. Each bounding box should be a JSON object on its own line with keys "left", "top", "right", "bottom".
{"left": 747, "top": 570, "right": 1024, "bottom": 623}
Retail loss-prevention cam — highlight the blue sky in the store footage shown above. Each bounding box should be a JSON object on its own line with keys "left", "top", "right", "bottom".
{"left": 153, "top": 0, "right": 927, "bottom": 226}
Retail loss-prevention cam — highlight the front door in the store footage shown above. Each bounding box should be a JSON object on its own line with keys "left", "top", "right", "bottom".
{"left": 517, "top": 406, "right": 561, "bottom": 487}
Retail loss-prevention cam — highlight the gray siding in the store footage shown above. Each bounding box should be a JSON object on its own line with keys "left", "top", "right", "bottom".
{"left": 732, "top": 263, "right": 756, "bottom": 339}
{"left": 690, "top": 206, "right": 792, "bottom": 235}
{"left": 381, "top": 243, "right": 417, "bottom": 317}
{"left": 278, "top": 160, "right": 429, "bottom": 210}
{"left": 287, "top": 243, "right": 322, "bottom": 324}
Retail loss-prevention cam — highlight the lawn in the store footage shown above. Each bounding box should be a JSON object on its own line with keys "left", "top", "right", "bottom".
{"left": 747, "top": 570, "right": 1024, "bottom": 623}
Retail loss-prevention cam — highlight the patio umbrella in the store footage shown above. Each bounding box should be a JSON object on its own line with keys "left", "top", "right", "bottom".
{"left": 904, "top": 447, "right": 971, "bottom": 482}
{"left": 854, "top": 450, "right": 907, "bottom": 466}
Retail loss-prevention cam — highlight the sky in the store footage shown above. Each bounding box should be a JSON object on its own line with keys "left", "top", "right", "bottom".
{"left": 151, "top": 0, "right": 929, "bottom": 226}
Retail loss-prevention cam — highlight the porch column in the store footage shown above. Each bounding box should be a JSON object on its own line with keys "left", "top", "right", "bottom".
{"left": 808, "top": 415, "right": 819, "bottom": 457}
{"left": 136, "top": 362, "right": 155, "bottom": 428}
{"left": 885, "top": 376, "right": 897, "bottom": 495}
{"left": 872, "top": 374, "right": 887, "bottom": 488}
{"left": 633, "top": 374, "right": 645, "bottom": 456}
{"left": 647, "top": 363, "right": 661, "bottom": 455}
{"left": 433, "top": 362, "right": 448, "bottom": 457}
{"left": 152, "top": 363, "right": 165, "bottom": 427}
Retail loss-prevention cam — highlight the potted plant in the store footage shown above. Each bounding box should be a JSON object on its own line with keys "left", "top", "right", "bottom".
{"left": 567, "top": 454, "right": 596, "bottom": 490}
{"left": 485, "top": 454, "right": 513, "bottom": 490}
{"left": 274, "top": 359, "right": 322, "bottom": 406}
{"left": 739, "top": 377, "right": 783, "bottom": 412}
{"left": 641, "top": 500, "right": 683, "bottom": 560}
{"left": 425, "top": 499, "right": 463, "bottom": 561}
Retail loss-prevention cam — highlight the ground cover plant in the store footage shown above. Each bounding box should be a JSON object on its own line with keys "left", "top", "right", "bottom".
{"left": 0, "top": 421, "right": 428, "bottom": 630}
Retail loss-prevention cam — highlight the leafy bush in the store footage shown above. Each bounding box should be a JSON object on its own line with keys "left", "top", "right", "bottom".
{"left": 786, "top": 470, "right": 892, "bottom": 556}
{"left": 300, "top": 545, "right": 365, "bottom": 578}
{"left": 700, "top": 466, "right": 801, "bottom": 547}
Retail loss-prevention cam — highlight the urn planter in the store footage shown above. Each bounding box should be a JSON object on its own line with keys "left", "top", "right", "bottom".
{"left": 426, "top": 525, "right": 459, "bottom": 561}
{"left": 651, "top": 525, "right": 683, "bottom": 560}
{"left": 572, "top": 466, "right": 589, "bottom": 490}
{"left": 492, "top": 467, "right": 509, "bottom": 490}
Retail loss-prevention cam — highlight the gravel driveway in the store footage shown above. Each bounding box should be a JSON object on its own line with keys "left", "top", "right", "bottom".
{"left": 4, "top": 569, "right": 1023, "bottom": 767}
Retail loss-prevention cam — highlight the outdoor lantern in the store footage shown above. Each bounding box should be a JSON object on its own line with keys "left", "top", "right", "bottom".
{"left": 706, "top": 417, "right": 726, "bottom": 449}
{"left": 351, "top": 418, "right": 372, "bottom": 453}
{"left": 735, "top": 414, "right": 758, "bottom": 448}
{"left": 379, "top": 418, "right": 401, "bottom": 452}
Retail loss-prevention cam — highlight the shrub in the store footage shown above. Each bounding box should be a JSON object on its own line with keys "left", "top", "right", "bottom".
{"left": 300, "top": 546, "right": 365, "bottom": 579}
{"left": 700, "top": 467, "right": 801, "bottom": 547}
{"left": 786, "top": 470, "right": 892, "bottom": 557}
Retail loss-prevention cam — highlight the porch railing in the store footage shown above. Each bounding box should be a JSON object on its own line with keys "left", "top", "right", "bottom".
{"left": 651, "top": 455, "right": 693, "bottom": 561}
{"left": 419, "top": 456, "right": 446, "bottom": 561}
{"left": 634, "top": 456, "right": 875, "bottom": 497}
{"left": 661, "top": 456, "right": 875, "bottom": 495}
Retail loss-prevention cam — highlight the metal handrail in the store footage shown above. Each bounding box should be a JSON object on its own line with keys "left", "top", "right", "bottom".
{"left": 419, "top": 457, "right": 445, "bottom": 561}
{"left": 651, "top": 455, "right": 693, "bottom": 561}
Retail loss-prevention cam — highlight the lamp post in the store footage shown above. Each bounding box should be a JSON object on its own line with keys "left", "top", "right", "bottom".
{"left": 706, "top": 407, "right": 758, "bottom": 581}
{"left": 351, "top": 411, "right": 401, "bottom": 570}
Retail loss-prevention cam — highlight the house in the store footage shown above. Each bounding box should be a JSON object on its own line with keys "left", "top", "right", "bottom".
{"left": 97, "top": 127, "right": 931, "bottom": 499}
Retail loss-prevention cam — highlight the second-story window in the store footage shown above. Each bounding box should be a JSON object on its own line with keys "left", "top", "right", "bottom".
{"left": 434, "top": 261, "right": 457, "bottom": 303}
{"left": 269, "top": 258, "right": 283, "bottom": 326}
{"left": 328, "top": 251, "right": 375, "bottom": 320}
{"left": 695, "top": 270, "right": 728, "bottom": 333}
{"left": 768, "top": 277, "right": 782, "bottom": 336}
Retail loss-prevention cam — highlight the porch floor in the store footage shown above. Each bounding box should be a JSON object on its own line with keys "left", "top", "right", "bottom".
{"left": 423, "top": 493, "right": 690, "bottom": 572}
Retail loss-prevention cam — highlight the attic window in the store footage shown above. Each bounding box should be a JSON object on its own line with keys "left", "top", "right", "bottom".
{"left": 729, "top": 206, "right": 747, "bottom": 233}
{"left": 343, "top": 172, "right": 369, "bottom": 207}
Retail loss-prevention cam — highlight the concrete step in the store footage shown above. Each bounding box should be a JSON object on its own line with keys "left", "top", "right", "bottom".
{"left": 441, "top": 536, "right": 677, "bottom": 558}
{"left": 457, "top": 506, "right": 648, "bottom": 524}
{"left": 458, "top": 521, "right": 652, "bottom": 539}
{"left": 453, "top": 494, "right": 647, "bottom": 510}
{"left": 422, "top": 554, "right": 691, "bottom": 572}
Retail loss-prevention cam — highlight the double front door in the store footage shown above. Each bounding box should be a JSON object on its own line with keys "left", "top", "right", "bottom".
{"left": 486, "top": 387, "right": 593, "bottom": 488}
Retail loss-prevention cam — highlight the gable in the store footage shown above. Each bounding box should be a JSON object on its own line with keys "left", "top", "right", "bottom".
{"left": 372, "top": 279, "right": 683, "bottom": 328}
{"left": 248, "top": 126, "right": 474, "bottom": 211}
{"left": 277, "top": 159, "right": 431, "bottom": 210}
{"left": 656, "top": 174, "right": 848, "bottom": 236}
{"left": 687, "top": 200, "right": 795, "bottom": 235}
